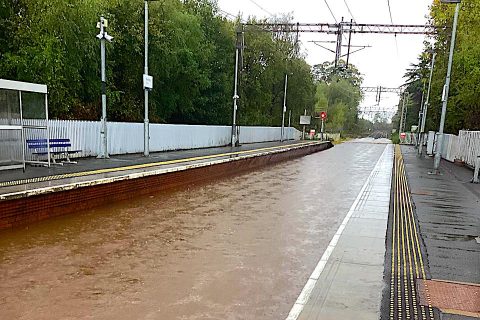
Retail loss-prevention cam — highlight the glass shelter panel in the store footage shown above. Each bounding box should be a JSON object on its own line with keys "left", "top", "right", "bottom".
{"left": 0, "top": 80, "right": 49, "bottom": 171}
{"left": 0, "top": 89, "right": 23, "bottom": 169}
{"left": 0, "top": 89, "right": 21, "bottom": 125}
{"left": 21, "top": 92, "right": 49, "bottom": 164}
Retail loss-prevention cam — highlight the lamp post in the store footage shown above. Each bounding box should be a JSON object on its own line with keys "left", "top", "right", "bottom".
{"left": 281, "top": 73, "right": 288, "bottom": 142}
{"left": 433, "top": 0, "right": 461, "bottom": 172}
{"left": 418, "top": 51, "right": 436, "bottom": 156}
{"left": 231, "top": 27, "right": 244, "bottom": 147}
{"left": 232, "top": 48, "right": 240, "bottom": 147}
{"left": 143, "top": 1, "right": 154, "bottom": 157}
{"left": 96, "top": 16, "right": 113, "bottom": 159}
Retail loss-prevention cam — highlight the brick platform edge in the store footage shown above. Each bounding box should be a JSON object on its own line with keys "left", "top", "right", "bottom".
{"left": 0, "top": 142, "right": 332, "bottom": 230}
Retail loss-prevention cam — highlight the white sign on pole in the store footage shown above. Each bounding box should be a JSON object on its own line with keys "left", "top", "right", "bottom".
{"left": 143, "top": 74, "right": 153, "bottom": 90}
{"left": 300, "top": 115, "right": 311, "bottom": 125}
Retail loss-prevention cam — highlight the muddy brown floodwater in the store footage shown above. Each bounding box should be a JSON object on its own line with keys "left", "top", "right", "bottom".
{"left": 0, "top": 142, "right": 386, "bottom": 320}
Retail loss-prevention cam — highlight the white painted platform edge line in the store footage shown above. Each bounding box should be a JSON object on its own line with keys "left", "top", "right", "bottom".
{"left": 285, "top": 144, "right": 392, "bottom": 320}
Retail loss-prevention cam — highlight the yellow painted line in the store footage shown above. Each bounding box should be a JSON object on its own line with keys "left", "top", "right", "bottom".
{"left": 397, "top": 147, "right": 434, "bottom": 320}
{"left": 401, "top": 161, "right": 420, "bottom": 320}
{"left": 0, "top": 141, "right": 322, "bottom": 188}
{"left": 399, "top": 152, "right": 411, "bottom": 319}
{"left": 440, "top": 308, "right": 480, "bottom": 318}
{"left": 389, "top": 149, "right": 397, "bottom": 320}
{"left": 398, "top": 152, "right": 410, "bottom": 318}
{"left": 400, "top": 160, "right": 419, "bottom": 319}
{"left": 396, "top": 150, "right": 403, "bottom": 319}
{"left": 397, "top": 148, "right": 425, "bottom": 320}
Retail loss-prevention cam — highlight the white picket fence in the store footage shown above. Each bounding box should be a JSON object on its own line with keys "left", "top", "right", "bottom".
{"left": 456, "top": 131, "right": 480, "bottom": 167}
{"left": 431, "top": 130, "right": 480, "bottom": 168}
{"left": 3, "top": 120, "right": 301, "bottom": 159}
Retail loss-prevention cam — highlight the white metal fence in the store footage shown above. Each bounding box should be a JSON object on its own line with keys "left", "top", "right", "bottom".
{"left": 440, "top": 134, "right": 459, "bottom": 162}
{"left": 429, "top": 130, "right": 480, "bottom": 167}
{"left": 456, "top": 131, "right": 480, "bottom": 167}
{"left": 9, "top": 119, "right": 301, "bottom": 158}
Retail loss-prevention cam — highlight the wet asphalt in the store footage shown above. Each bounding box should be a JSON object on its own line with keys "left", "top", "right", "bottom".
{"left": 381, "top": 145, "right": 480, "bottom": 320}
{"left": 401, "top": 146, "right": 479, "bottom": 285}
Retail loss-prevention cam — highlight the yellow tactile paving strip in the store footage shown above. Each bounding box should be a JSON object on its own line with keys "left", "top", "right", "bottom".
{"left": 0, "top": 141, "right": 321, "bottom": 189}
{"left": 390, "top": 145, "right": 434, "bottom": 320}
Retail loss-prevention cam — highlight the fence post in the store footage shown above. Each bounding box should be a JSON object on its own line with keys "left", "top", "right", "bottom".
{"left": 473, "top": 156, "right": 480, "bottom": 184}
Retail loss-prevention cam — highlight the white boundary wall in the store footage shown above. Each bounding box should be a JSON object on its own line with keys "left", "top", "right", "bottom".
{"left": 441, "top": 134, "right": 459, "bottom": 162}
{"left": 428, "top": 130, "right": 480, "bottom": 167}
{"left": 19, "top": 119, "right": 301, "bottom": 157}
{"left": 456, "top": 130, "right": 480, "bottom": 167}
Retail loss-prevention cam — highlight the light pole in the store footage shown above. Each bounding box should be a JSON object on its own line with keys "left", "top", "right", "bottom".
{"left": 418, "top": 52, "right": 436, "bottom": 156}
{"left": 288, "top": 109, "right": 292, "bottom": 140}
{"left": 232, "top": 47, "right": 240, "bottom": 147}
{"left": 232, "top": 27, "right": 243, "bottom": 147}
{"left": 399, "top": 91, "right": 407, "bottom": 134}
{"left": 416, "top": 81, "right": 426, "bottom": 148}
{"left": 96, "top": 16, "right": 113, "bottom": 159}
{"left": 143, "top": 1, "right": 154, "bottom": 157}
{"left": 281, "top": 73, "right": 288, "bottom": 142}
{"left": 434, "top": 0, "right": 461, "bottom": 172}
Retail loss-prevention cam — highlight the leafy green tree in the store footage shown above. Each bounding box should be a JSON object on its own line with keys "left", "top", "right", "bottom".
{"left": 312, "top": 60, "right": 363, "bottom": 87}
{"left": 0, "top": 0, "right": 317, "bottom": 128}
{"left": 313, "top": 61, "right": 363, "bottom": 134}
{"left": 239, "top": 17, "right": 315, "bottom": 128}
{"left": 399, "top": 0, "right": 480, "bottom": 133}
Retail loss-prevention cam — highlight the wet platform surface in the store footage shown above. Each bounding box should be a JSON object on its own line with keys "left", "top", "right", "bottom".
{"left": 0, "top": 140, "right": 316, "bottom": 197}
{"left": 381, "top": 145, "right": 435, "bottom": 320}
{"left": 398, "top": 146, "right": 480, "bottom": 320}
{"left": 0, "top": 142, "right": 386, "bottom": 320}
{"left": 290, "top": 144, "right": 393, "bottom": 320}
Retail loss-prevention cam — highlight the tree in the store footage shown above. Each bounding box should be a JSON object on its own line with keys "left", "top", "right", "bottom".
{"left": 312, "top": 60, "right": 363, "bottom": 87}
{"left": 238, "top": 16, "right": 315, "bottom": 128}
{"left": 313, "top": 61, "right": 363, "bottom": 134}
{"left": 399, "top": 0, "right": 480, "bottom": 133}
{"left": 0, "top": 0, "right": 318, "bottom": 128}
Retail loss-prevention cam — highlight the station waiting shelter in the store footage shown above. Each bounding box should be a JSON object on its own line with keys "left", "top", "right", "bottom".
{"left": 0, "top": 79, "right": 50, "bottom": 171}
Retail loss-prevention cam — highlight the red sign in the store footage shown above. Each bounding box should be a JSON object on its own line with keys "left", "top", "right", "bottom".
{"left": 320, "top": 111, "right": 327, "bottom": 120}
{"left": 400, "top": 132, "right": 406, "bottom": 139}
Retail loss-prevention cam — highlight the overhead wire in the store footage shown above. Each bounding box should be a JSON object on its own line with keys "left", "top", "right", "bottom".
{"left": 386, "top": 0, "right": 400, "bottom": 56}
{"left": 217, "top": 8, "right": 248, "bottom": 24}
{"left": 343, "top": 0, "right": 357, "bottom": 23}
{"left": 386, "top": 0, "right": 394, "bottom": 25}
{"left": 322, "top": 0, "right": 348, "bottom": 44}
{"left": 323, "top": 0, "right": 338, "bottom": 24}
{"left": 246, "top": 0, "right": 274, "bottom": 17}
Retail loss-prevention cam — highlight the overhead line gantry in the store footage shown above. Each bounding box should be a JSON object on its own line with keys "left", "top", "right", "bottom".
{"left": 243, "top": 21, "right": 438, "bottom": 68}
{"left": 230, "top": 21, "right": 437, "bottom": 145}
{"left": 244, "top": 22, "right": 438, "bottom": 35}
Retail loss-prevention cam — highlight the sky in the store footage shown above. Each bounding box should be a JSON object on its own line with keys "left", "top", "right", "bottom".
{"left": 217, "top": 0, "right": 434, "bottom": 120}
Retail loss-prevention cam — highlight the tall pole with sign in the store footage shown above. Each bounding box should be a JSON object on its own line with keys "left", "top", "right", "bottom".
{"left": 281, "top": 73, "right": 288, "bottom": 142}
{"left": 303, "top": 109, "right": 306, "bottom": 140}
{"left": 288, "top": 110, "right": 291, "bottom": 140}
{"left": 96, "top": 16, "right": 113, "bottom": 159}
{"left": 320, "top": 111, "right": 327, "bottom": 141}
{"left": 144, "top": 1, "right": 150, "bottom": 157}
{"left": 231, "top": 28, "right": 243, "bottom": 147}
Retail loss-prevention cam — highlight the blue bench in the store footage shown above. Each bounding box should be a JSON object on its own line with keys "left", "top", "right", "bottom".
{"left": 26, "top": 138, "right": 82, "bottom": 165}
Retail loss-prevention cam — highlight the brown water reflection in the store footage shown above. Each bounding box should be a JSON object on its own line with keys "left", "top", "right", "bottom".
{"left": 0, "top": 143, "right": 386, "bottom": 320}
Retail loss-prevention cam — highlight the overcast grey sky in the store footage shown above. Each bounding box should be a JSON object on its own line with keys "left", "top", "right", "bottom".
{"left": 217, "top": 0, "right": 433, "bottom": 118}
